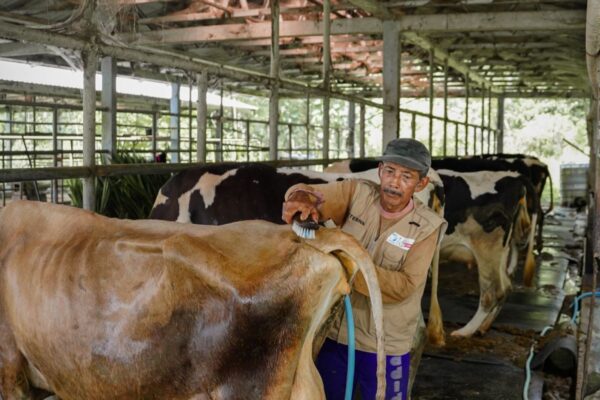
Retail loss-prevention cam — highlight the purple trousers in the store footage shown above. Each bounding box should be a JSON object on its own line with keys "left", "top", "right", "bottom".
{"left": 316, "top": 338, "right": 409, "bottom": 400}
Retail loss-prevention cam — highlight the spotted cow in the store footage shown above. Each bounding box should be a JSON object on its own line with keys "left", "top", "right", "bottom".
{"left": 473, "top": 153, "right": 553, "bottom": 250}
{"left": 0, "top": 201, "right": 386, "bottom": 400}
{"left": 431, "top": 157, "right": 539, "bottom": 287}
{"left": 150, "top": 162, "right": 445, "bottom": 347}
{"left": 325, "top": 158, "right": 535, "bottom": 337}
{"left": 435, "top": 169, "right": 532, "bottom": 337}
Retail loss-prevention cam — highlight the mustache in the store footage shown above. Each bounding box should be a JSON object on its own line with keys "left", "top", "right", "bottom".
{"left": 383, "top": 187, "right": 403, "bottom": 196}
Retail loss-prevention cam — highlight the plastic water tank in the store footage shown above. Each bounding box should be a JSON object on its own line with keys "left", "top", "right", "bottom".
{"left": 560, "top": 163, "right": 588, "bottom": 207}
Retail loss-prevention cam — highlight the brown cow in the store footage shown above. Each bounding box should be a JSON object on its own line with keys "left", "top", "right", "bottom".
{"left": 0, "top": 201, "right": 386, "bottom": 400}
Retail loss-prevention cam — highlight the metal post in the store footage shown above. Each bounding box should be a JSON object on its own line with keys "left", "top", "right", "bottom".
{"left": 443, "top": 58, "right": 448, "bottom": 156}
{"left": 269, "top": 0, "right": 280, "bottom": 161}
{"left": 197, "top": 71, "right": 208, "bottom": 162}
{"left": 497, "top": 94, "right": 505, "bottom": 153}
{"left": 359, "top": 103, "right": 365, "bottom": 158}
{"left": 383, "top": 21, "right": 400, "bottom": 146}
{"left": 322, "top": 0, "right": 331, "bottom": 161}
{"left": 170, "top": 82, "right": 180, "bottom": 163}
{"left": 411, "top": 112, "right": 416, "bottom": 139}
{"left": 464, "top": 73, "right": 469, "bottom": 155}
{"left": 306, "top": 93, "right": 311, "bottom": 159}
{"left": 488, "top": 88, "right": 492, "bottom": 153}
{"left": 32, "top": 99, "right": 36, "bottom": 168}
{"left": 245, "top": 119, "right": 251, "bottom": 161}
{"left": 480, "top": 87, "right": 485, "bottom": 154}
{"left": 152, "top": 111, "right": 158, "bottom": 159}
{"left": 188, "top": 76, "right": 193, "bottom": 162}
{"left": 288, "top": 124, "right": 293, "bottom": 159}
{"left": 52, "top": 107, "right": 58, "bottom": 203}
{"left": 428, "top": 49, "right": 434, "bottom": 151}
{"left": 454, "top": 123, "right": 459, "bottom": 156}
{"left": 347, "top": 102, "right": 355, "bottom": 157}
{"left": 473, "top": 88, "right": 477, "bottom": 155}
{"left": 101, "top": 56, "right": 117, "bottom": 161}
{"left": 82, "top": 49, "right": 97, "bottom": 211}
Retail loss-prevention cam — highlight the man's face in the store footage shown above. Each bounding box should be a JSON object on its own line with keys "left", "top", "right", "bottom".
{"left": 378, "top": 162, "right": 429, "bottom": 213}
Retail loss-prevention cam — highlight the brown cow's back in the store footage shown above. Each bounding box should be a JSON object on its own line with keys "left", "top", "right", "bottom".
{"left": 0, "top": 201, "right": 354, "bottom": 400}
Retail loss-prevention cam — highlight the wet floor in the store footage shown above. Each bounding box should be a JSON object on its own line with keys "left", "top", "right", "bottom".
{"left": 414, "top": 208, "right": 585, "bottom": 399}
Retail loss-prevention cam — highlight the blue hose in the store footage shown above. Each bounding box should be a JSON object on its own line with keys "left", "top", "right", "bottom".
{"left": 344, "top": 295, "right": 355, "bottom": 400}
{"left": 523, "top": 291, "right": 600, "bottom": 399}
{"left": 571, "top": 291, "right": 600, "bottom": 323}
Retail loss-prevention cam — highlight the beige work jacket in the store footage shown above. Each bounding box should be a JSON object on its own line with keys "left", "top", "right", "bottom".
{"left": 285, "top": 179, "right": 446, "bottom": 355}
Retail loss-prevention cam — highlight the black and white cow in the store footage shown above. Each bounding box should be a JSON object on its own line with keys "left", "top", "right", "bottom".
{"left": 150, "top": 162, "right": 445, "bottom": 346}
{"left": 431, "top": 157, "right": 539, "bottom": 288}
{"left": 325, "top": 158, "right": 535, "bottom": 337}
{"left": 435, "top": 169, "right": 531, "bottom": 337}
{"left": 473, "top": 153, "right": 553, "bottom": 250}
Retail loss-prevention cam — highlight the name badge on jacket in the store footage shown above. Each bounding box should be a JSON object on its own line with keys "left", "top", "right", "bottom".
{"left": 386, "top": 232, "right": 415, "bottom": 251}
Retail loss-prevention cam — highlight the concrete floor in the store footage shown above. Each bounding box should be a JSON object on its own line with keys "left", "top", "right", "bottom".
{"left": 414, "top": 208, "right": 585, "bottom": 400}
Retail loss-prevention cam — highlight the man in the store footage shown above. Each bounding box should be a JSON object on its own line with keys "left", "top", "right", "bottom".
{"left": 282, "top": 138, "right": 446, "bottom": 400}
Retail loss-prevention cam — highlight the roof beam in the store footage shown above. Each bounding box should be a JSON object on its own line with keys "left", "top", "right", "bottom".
{"left": 119, "top": 10, "right": 584, "bottom": 44}
{"left": 402, "top": 32, "right": 495, "bottom": 91}
{"left": 0, "top": 42, "right": 47, "bottom": 57}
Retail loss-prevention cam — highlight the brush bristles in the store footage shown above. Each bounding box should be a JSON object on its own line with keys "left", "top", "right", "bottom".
{"left": 292, "top": 220, "right": 317, "bottom": 240}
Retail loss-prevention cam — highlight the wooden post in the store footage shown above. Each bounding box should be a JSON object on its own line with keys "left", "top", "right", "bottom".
{"left": 101, "top": 56, "right": 116, "bottom": 161}
{"left": 269, "top": 0, "right": 280, "bottom": 161}
{"left": 428, "top": 49, "right": 434, "bottom": 151}
{"left": 197, "top": 71, "right": 208, "bottom": 162}
{"left": 359, "top": 103, "right": 365, "bottom": 158}
{"left": 170, "top": 82, "right": 180, "bottom": 163}
{"left": 411, "top": 112, "right": 416, "bottom": 139}
{"left": 82, "top": 49, "right": 97, "bottom": 211}
{"left": 322, "top": 0, "right": 331, "bottom": 161}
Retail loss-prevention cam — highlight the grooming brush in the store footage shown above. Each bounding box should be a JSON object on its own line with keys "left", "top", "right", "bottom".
{"left": 291, "top": 213, "right": 319, "bottom": 240}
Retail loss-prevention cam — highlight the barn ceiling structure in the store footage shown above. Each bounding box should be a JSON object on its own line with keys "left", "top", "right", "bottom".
{"left": 0, "top": 0, "right": 589, "bottom": 101}
{"left": 0, "top": 0, "right": 594, "bottom": 210}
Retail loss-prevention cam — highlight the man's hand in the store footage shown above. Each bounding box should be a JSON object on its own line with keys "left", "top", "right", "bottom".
{"left": 282, "top": 190, "right": 320, "bottom": 224}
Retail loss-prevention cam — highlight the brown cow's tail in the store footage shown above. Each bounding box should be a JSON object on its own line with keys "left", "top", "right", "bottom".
{"left": 426, "top": 246, "right": 445, "bottom": 347}
{"left": 309, "top": 228, "right": 386, "bottom": 400}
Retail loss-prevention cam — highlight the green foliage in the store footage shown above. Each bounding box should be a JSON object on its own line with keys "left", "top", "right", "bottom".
{"left": 67, "top": 153, "right": 170, "bottom": 219}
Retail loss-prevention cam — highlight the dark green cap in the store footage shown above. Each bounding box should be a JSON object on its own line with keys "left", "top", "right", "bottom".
{"left": 377, "top": 138, "right": 431, "bottom": 175}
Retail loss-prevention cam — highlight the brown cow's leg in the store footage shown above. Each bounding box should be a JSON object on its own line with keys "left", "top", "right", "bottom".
{"left": 0, "top": 323, "right": 31, "bottom": 400}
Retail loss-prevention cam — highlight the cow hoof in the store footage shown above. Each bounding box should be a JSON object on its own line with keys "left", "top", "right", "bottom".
{"left": 450, "top": 328, "right": 473, "bottom": 338}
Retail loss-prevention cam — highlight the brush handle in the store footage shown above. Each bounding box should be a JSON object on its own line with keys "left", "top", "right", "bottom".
{"left": 292, "top": 212, "right": 320, "bottom": 230}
